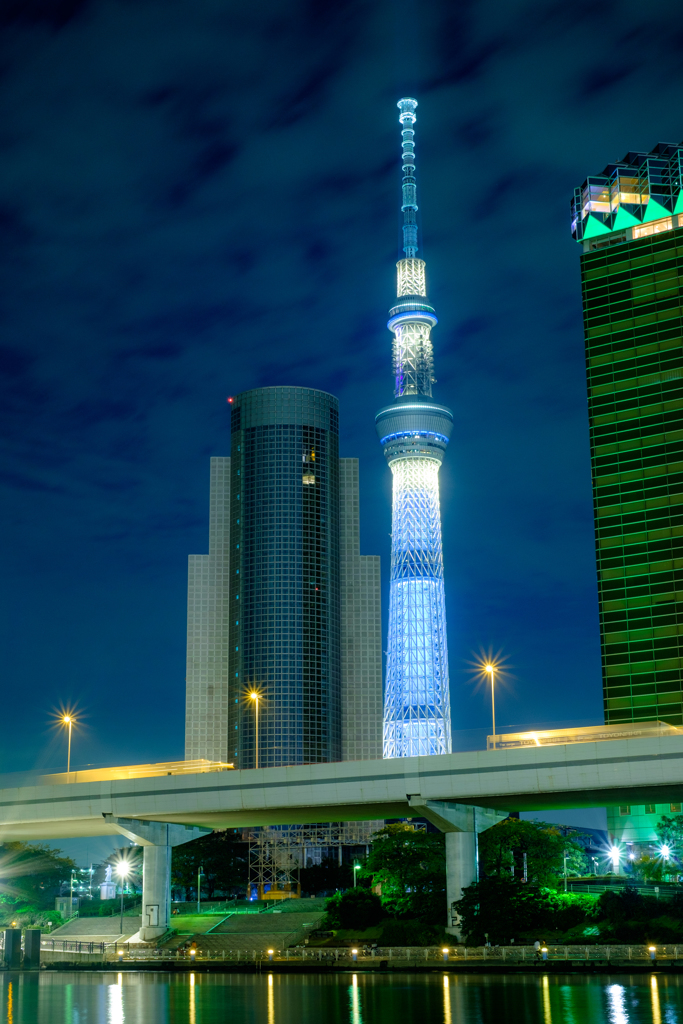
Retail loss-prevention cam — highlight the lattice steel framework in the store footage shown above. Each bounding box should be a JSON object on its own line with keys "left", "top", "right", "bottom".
{"left": 377, "top": 97, "right": 453, "bottom": 759}
{"left": 383, "top": 460, "right": 451, "bottom": 756}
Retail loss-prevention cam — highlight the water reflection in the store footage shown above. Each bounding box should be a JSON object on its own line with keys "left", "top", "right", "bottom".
{"left": 443, "top": 975, "right": 451, "bottom": 1024}
{"left": 607, "top": 983, "right": 628, "bottom": 1024}
{"left": 350, "top": 974, "right": 362, "bottom": 1024}
{"left": 542, "top": 974, "right": 552, "bottom": 1024}
{"left": 651, "top": 976, "right": 662, "bottom": 1024}
{"left": 4, "top": 971, "right": 683, "bottom": 1023}
{"left": 107, "top": 975, "right": 123, "bottom": 1024}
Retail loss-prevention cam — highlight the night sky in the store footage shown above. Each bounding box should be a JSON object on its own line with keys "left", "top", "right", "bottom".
{"left": 3, "top": 0, "right": 683, "bottom": 803}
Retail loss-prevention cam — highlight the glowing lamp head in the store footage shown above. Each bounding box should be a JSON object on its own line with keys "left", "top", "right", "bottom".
{"left": 250, "top": 692, "right": 258, "bottom": 701}
{"left": 610, "top": 846, "right": 620, "bottom": 866}
{"left": 268, "top": 949, "right": 274, "bottom": 955}
{"left": 351, "top": 949, "right": 358, "bottom": 955}
{"left": 62, "top": 715, "right": 71, "bottom": 724}
{"left": 649, "top": 946, "right": 656, "bottom": 952}
{"left": 190, "top": 948, "right": 196, "bottom": 958}
{"left": 485, "top": 665, "right": 493, "bottom": 674}
{"left": 662, "top": 844, "right": 671, "bottom": 859}
{"left": 117, "top": 861, "right": 130, "bottom": 878}
{"left": 442, "top": 948, "right": 449, "bottom": 954}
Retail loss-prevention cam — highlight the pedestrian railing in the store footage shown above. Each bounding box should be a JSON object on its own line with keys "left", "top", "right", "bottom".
{"left": 101, "top": 944, "right": 683, "bottom": 963}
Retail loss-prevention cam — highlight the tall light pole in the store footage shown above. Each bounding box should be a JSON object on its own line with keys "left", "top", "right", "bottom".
{"left": 485, "top": 664, "right": 496, "bottom": 749}
{"left": 117, "top": 861, "right": 130, "bottom": 936}
{"left": 250, "top": 692, "right": 260, "bottom": 769}
{"left": 62, "top": 715, "right": 73, "bottom": 775}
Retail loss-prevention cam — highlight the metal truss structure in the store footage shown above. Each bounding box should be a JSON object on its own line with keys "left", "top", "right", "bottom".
{"left": 383, "top": 460, "right": 451, "bottom": 757}
{"left": 377, "top": 98, "right": 453, "bottom": 760}
{"left": 246, "top": 823, "right": 380, "bottom": 900}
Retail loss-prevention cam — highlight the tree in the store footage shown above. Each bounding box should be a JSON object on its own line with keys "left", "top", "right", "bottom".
{"left": 300, "top": 856, "right": 352, "bottom": 896}
{"left": 0, "top": 842, "right": 76, "bottom": 908}
{"left": 362, "top": 824, "right": 445, "bottom": 923}
{"left": 479, "top": 818, "right": 585, "bottom": 886}
{"left": 325, "top": 888, "right": 385, "bottom": 930}
{"left": 453, "top": 877, "right": 596, "bottom": 944}
{"left": 655, "top": 813, "right": 683, "bottom": 850}
{"left": 171, "top": 830, "right": 248, "bottom": 898}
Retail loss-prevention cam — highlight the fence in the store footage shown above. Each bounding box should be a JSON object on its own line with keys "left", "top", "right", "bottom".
{"left": 99, "top": 944, "right": 683, "bottom": 964}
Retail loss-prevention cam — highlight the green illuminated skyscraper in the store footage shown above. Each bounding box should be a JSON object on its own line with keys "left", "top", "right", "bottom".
{"left": 573, "top": 143, "right": 683, "bottom": 729}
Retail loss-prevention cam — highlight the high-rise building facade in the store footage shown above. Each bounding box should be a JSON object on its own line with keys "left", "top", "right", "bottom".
{"left": 228, "top": 386, "right": 341, "bottom": 767}
{"left": 376, "top": 98, "right": 453, "bottom": 758}
{"left": 185, "top": 386, "right": 382, "bottom": 768}
{"left": 573, "top": 141, "right": 683, "bottom": 856}
{"left": 572, "top": 142, "right": 683, "bottom": 730}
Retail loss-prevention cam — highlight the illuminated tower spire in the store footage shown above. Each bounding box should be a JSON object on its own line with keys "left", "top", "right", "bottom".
{"left": 375, "top": 97, "right": 453, "bottom": 758}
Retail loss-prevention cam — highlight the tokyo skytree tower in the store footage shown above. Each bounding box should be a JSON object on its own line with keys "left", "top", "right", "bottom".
{"left": 375, "top": 98, "right": 453, "bottom": 758}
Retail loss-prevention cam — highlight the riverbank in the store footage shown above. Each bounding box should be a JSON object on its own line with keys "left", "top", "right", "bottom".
{"left": 29, "top": 959, "right": 683, "bottom": 975}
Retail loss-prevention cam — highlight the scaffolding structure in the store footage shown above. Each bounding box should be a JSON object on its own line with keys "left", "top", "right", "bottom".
{"left": 245, "top": 823, "right": 380, "bottom": 900}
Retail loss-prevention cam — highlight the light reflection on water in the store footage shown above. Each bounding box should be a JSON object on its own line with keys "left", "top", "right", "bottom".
{"left": 0, "top": 972, "right": 682, "bottom": 1023}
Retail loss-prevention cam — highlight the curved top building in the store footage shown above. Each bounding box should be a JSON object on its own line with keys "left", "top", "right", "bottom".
{"left": 376, "top": 98, "right": 453, "bottom": 758}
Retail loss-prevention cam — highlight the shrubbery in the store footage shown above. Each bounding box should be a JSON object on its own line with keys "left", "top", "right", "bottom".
{"left": 453, "top": 877, "right": 597, "bottom": 945}
{"left": 324, "top": 888, "right": 385, "bottom": 930}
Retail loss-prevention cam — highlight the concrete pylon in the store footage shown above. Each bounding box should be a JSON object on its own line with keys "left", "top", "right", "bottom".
{"left": 407, "top": 798, "right": 507, "bottom": 942}
{"left": 104, "top": 815, "right": 211, "bottom": 942}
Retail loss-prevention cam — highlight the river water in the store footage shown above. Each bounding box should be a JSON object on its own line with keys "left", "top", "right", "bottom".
{"left": 0, "top": 971, "right": 680, "bottom": 1023}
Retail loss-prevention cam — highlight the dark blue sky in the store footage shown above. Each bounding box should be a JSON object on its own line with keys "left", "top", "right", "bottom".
{"left": 2, "top": 0, "right": 683, "bottom": 775}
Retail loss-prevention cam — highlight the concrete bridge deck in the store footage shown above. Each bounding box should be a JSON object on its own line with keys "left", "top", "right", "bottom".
{"left": 1, "top": 731, "right": 682, "bottom": 840}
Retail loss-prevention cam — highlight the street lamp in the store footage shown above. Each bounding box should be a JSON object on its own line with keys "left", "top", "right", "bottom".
{"left": 250, "top": 692, "right": 260, "bottom": 768}
{"left": 485, "top": 665, "right": 496, "bottom": 748}
{"left": 353, "top": 863, "right": 360, "bottom": 888}
{"left": 117, "top": 861, "right": 130, "bottom": 935}
{"left": 62, "top": 715, "right": 73, "bottom": 775}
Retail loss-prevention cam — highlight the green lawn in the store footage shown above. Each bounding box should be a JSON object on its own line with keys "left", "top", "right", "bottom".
{"left": 171, "top": 914, "right": 228, "bottom": 934}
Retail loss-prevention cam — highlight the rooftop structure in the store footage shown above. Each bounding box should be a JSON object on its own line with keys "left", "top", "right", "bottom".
{"left": 572, "top": 141, "right": 683, "bottom": 250}
{"left": 376, "top": 98, "right": 453, "bottom": 757}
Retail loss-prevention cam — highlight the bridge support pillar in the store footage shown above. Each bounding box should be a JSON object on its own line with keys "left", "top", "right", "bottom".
{"left": 104, "top": 815, "right": 211, "bottom": 943}
{"left": 407, "top": 798, "right": 507, "bottom": 942}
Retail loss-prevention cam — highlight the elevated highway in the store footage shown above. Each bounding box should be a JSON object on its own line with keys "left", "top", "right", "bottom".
{"left": 3, "top": 731, "right": 682, "bottom": 942}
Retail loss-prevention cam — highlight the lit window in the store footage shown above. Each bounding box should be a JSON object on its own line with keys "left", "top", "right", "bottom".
{"left": 619, "top": 806, "right": 631, "bottom": 816}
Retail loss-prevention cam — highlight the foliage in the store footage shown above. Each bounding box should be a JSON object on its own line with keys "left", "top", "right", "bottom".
{"left": 630, "top": 854, "right": 664, "bottom": 883}
{"left": 0, "top": 895, "right": 64, "bottom": 930}
{"left": 378, "top": 919, "right": 448, "bottom": 946}
{"left": 171, "top": 830, "right": 248, "bottom": 899}
{"left": 655, "top": 814, "right": 683, "bottom": 849}
{"left": 0, "top": 843, "right": 76, "bottom": 908}
{"left": 453, "top": 877, "right": 598, "bottom": 945}
{"left": 325, "top": 888, "right": 385, "bottom": 930}
{"left": 479, "top": 818, "right": 586, "bottom": 886}
{"left": 362, "top": 824, "right": 445, "bottom": 923}
{"left": 300, "top": 856, "right": 352, "bottom": 896}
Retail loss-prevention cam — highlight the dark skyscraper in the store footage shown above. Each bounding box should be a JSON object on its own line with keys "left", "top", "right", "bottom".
{"left": 185, "top": 386, "right": 383, "bottom": 770}
{"left": 228, "top": 386, "right": 340, "bottom": 767}
{"left": 572, "top": 143, "right": 683, "bottom": 730}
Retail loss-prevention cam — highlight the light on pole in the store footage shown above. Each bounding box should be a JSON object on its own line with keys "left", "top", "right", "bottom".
{"left": 117, "top": 861, "right": 130, "bottom": 935}
{"left": 62, "top": 715, "right": 73, "bottom": 775}
{"left": 353, "top": 863, "right": 360, "bottom": 888}
{"left": 485, "top": 665, "right": 496, "bottom": 748}
{"left": 197, "top": 865, "right": 204, "bottom": 914}
{"left": 250, "top": 692, "right": 260, "bottom": 769}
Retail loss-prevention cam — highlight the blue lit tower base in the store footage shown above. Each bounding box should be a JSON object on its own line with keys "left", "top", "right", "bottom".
{"left": 376, "top": 98, "right": 453, "bottom": 758}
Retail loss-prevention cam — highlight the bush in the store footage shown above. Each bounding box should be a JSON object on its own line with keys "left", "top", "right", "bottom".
{"left": 379, "top": 919, "right": 447, "bottom": 946}
{"left": 453, "top": 877, "right": 598, "bottom": 945}
{"left": 325, "top": 889, "right": 385, "bottom": 930}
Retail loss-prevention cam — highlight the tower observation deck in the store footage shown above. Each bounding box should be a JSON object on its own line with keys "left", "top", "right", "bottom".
{"left": 375, "top": 98, "right": 453, "bottom": 758}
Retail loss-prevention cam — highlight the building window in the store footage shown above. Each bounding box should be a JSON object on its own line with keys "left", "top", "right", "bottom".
{"left": 671, "top": 804, "right": 682, "bottom": 813}
{"left": 644, "top": 804, "right": 656, "bottom": 815}
{"left": 619, "top": 806, "right": 631, "bottom": 816}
